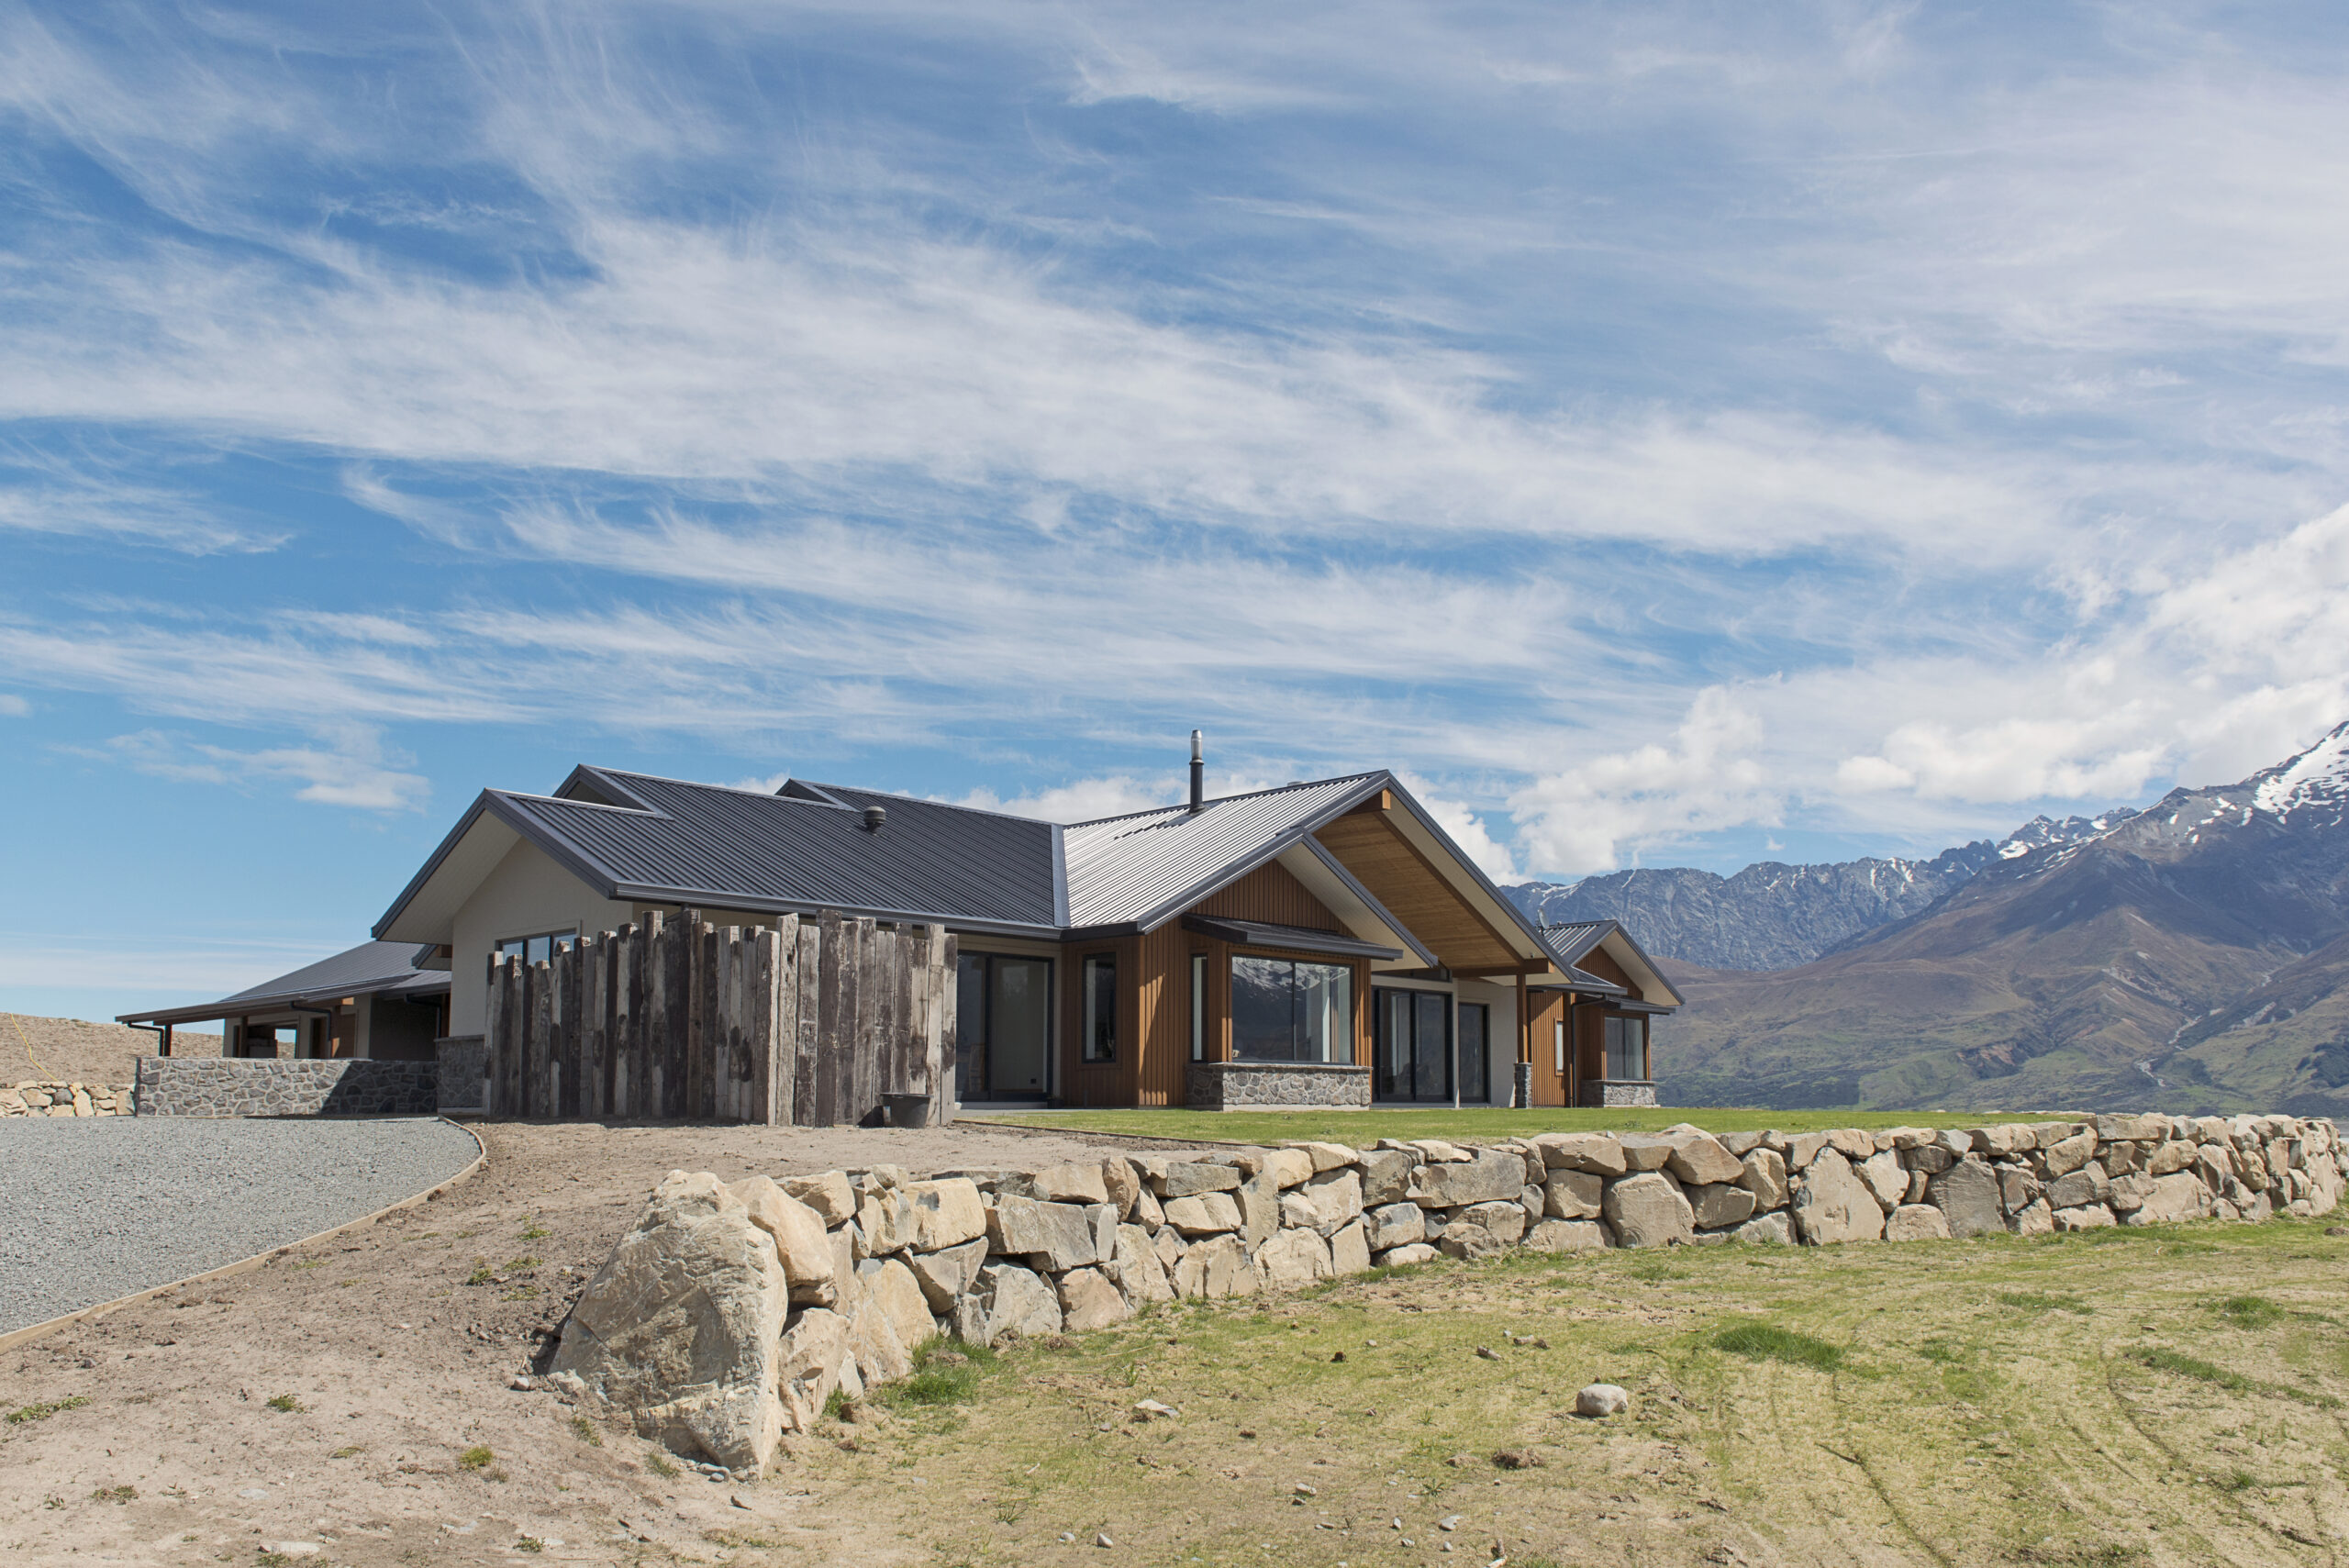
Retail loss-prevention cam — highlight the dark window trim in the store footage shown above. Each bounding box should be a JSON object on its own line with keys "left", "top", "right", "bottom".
{"left": 1227, "top": 951, "right": 1357, "bottom": 1065}
{"left": 1080, "top": 950, "right": 1119, "bottom": 1065}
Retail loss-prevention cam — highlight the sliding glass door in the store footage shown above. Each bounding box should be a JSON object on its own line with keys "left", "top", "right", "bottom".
{"left": 1374, "top": 987, "right": 1452, "bottom": 1102}
{"left": 954, "top": 952, "right": 1052, "bottom": 1101}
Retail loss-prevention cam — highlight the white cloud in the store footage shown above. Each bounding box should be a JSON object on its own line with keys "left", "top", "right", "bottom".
{"left": 956, "top": 776, "right": 1175, "bottom": 824}
{"left": 1398, "top": 774, "right": 1518, "bottom": 882}
{"left": 1510, "top": 688, "right": 1780, "bottom": 873}
{"left": 61, "top": 728, "right": 429, "bottom": 813}
{"left": 0, "top": 694, "right": 27, "bottom": 717}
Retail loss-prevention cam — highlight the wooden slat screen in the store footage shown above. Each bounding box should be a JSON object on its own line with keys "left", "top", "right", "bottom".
{"left": 484, "top": 909, "right": 955, "bottom": 1126}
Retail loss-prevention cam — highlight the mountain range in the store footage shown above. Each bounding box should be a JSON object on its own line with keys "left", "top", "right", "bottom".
{"left": 1505, "top": 723, "right": 2349, "bottom": 1114}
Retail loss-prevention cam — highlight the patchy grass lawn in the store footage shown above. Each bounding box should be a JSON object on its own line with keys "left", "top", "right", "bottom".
{"left": 792, "top": 1216, "right": 2349, "bottom": 1567}
{"left": 964, "top": 1105, "right": 2058, "bottom": 1145}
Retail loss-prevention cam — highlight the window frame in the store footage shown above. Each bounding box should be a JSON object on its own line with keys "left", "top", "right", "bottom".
{"left": 1081, "top": 951, "right": 1119, "bottom": 1064}
{"left": 1228, "top": 952, "right": 1354, "bottom": 1065}
{"left": 1189, "top": 952, "right": 1208, "bottom": 1062}
{"left": 488, "top": 928, "right": 580, "bottom": 982}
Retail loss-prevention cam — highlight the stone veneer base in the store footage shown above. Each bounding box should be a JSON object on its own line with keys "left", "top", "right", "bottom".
{"left": 1186, "top": 1061, "right": 1373, "bottom": 1110}
{"left": 1597, "top": 1080, "right": 1660, "bottom": 1108}
{"left": 136, "top": 1058, "right": 440, "bottom": 1117}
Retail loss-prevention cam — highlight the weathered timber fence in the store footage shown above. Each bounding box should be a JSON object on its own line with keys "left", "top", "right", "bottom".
{"left": 484, "top": 909, "right": 956, "bottom": 1126}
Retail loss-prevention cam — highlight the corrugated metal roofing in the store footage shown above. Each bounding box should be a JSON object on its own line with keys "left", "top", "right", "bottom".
{"left": 118, "top": 940, "right": 447, "bottom": 1025}
{"left": 1061, "top": 773, "right": 1387, "bottom": 929}
{"left": 1538, "top": 921, "right": 1611, "bottom": 967}
{"left": 491, "top": 768, "right": 1061, "bottom": 931}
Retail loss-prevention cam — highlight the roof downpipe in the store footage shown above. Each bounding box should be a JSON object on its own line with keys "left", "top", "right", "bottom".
{"left": 1189, "top": 729, "right": 1205, "bottom": 814}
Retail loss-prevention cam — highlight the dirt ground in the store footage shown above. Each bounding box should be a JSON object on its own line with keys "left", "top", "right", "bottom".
{"left": 2, "top": 1013, "right": 222, "bottom": 1086}
{"left": 0, "top": 1118, "right": 1178, "bottom": 1568}
{"left": 9, "top": 1120, "right": 2349, "bottom": 1568}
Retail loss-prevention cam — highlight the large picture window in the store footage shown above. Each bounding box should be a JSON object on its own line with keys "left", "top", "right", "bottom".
{"left": 1082, "top": 953, "right": 1118, "bottom": 1063}
{"left": 1604, "top": 1015, "right": 1647, "bottom": 1080}
{"left": 1457, "top": 1002, "right": 1489, "bottom": 1104}
{"left": 1189, "top": 953, "right": 1208, "bottom": 1062}
{"left": 1230, "top": 956, "right": 1353, "bottom": 1062}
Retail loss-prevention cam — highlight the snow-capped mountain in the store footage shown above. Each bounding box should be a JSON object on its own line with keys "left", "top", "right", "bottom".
{"left": 1652, "top": 722, "right": 2349, "bottom": 1114}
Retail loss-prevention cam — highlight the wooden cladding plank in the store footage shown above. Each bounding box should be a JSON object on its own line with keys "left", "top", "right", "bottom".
{"left": 771, "top": 917, "right": 799, "bottom": 1127}
{"left": 794, "top": 918, "right": 822, "bottom": 1126}
{"left": 1191, "top": 858, "right": 1342, "bottom": 932}
{"left": 1310, "top": 813, "right": 1521, "bottom": 970}
{"left": 812, "top": 914, "right": 845, "bottom": 1127}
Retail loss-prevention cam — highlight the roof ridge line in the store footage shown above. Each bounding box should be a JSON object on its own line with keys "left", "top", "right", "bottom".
{"left": 1065, "top": 771, "right": 1386, "bottom": 831}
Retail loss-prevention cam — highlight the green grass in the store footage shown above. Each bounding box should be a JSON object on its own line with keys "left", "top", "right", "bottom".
{"left": 263, "top": 1394, "right": 302, "bottom": 1413}
{"left": 2215, "top": 1295, "right": 2286, "bottom": 1329}
{"left": 1711, "top": 1321, "right": 1847, "bottom": 1372}
{"left": 875, "top": 1338, "right": 1002, "bottom": 1409}
{"left": 88, "top": 1485, "right": 136, "bottom": 1503}
{"left": 6, "top": 1396, "right": 88, "bottom": 1426}
{"left": 457, "top": 1444, "right": 495, "bottom": 1470}
{"left": 1998, "top": 1290, "right": 2093, "bottom": 1316}
{"left": 964, "top": 1105, "right": 2072, "bottom": 1144}
{"left": 2129, "top": 1346, "right": 2341, "bottom": 1408}
{"left": 569, "top": 1414, "right": 603, "bottom": 1447}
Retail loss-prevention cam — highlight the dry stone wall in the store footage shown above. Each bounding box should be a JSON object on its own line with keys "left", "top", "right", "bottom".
{"left": 133, "top": 1059, "right": 440, "bottom": 1117}
{"left": 0, "top": 1081, "right": 129, "bottom": 1117}
{"left": 547, "top": 1110, "right": 2343, "bottom": 1472}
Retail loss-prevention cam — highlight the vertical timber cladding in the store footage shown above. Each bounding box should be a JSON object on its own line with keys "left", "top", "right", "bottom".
{"left": 1086, "top": 858, "right": 1369, "bottom": 1108}
{"left": 482, "top": 908, "right": 953, "bottom": 1125}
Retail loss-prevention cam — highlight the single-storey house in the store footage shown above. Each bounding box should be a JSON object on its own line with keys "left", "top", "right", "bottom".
{"left": 340, "top": 751, "right": 1678, "bottom": 1110}
{"left": 118, "top": 940, "right": 450, "bottom": 1061}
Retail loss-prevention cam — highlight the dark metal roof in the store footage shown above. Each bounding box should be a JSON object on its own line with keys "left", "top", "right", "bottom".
{"left": 378, "top": 766, "right": 1063, "bottom": 939}
{"left": 1537, "top": 919, "right": 1681, "bottom": 1008}
{"left": 118, "top": 940, "right": 448, "bottom": 1027}
{"left": 1178, "top": 915, "right": 1406, "bottom": 962}
{"left": 1062, "top": 773, "right": 1388, "bottom": 930}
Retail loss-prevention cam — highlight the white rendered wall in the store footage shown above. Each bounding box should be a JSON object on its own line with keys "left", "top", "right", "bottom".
{"left": 448, "top": 838, "right": 638, "bottom": 1035}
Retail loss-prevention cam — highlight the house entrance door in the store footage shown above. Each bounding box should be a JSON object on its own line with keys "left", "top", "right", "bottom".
{"left": 955, "top": 953, "right": 1052, "bottom": 1101}
{"left": 1373, "top": 987, "right": 1451, "bottom": 1102}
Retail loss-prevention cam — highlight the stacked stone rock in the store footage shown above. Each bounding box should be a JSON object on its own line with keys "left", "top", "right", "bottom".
{"left": 0, "top": 1082, "right": 129, "bottom": 1117}
{"left": 545, "top": 1112, "right": 2343, "bottom": 1473}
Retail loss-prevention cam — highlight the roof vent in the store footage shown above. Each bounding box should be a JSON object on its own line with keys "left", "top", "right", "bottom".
{"left": 863, "top": 805, "right": 886, "bottom": 832}
{"left": 1189, "top": 729, "right": 1205, "bottom": 815}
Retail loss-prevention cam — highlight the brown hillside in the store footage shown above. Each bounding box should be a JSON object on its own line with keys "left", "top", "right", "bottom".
{"left": 0, "top": 1014, "right": 222, "bottom": 1088}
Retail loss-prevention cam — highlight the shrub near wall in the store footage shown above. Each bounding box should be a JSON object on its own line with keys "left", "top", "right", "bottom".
{"left": 545, "top": 1112, "right": 2344, "bottom": 1472}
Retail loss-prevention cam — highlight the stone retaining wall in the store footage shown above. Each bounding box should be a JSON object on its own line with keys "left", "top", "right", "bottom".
{"left": 1, "top": 1081, "right": 130, "bottom": 1118}
{"left": 134, "top": 1059, "right": 440, "bottom": 1117}
{"left": 547, "top": 1109, "right": 2344, "bottom": 1472}
{"left": 436, "top": 1036, "right": 487, "bottom": 1113}
{"left": 1184, "top": 1061, "right": 1372, "bottom": 1109}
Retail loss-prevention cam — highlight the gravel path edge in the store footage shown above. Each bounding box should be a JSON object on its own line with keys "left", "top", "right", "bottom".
{"left": 0, "top": 1117, "right": 485, "bottom": 1354}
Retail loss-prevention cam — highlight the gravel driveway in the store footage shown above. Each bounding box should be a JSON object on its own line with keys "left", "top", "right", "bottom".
{"left": 0, "top": 1116, "right": 480, "bottom": 1335}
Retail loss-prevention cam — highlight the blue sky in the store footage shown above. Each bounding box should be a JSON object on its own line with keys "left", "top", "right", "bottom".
{"left": 9, "top": 2, "right": 2349, "bottom": 1021}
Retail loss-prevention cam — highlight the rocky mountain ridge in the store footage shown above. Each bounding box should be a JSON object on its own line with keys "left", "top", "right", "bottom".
{"left": 1506, "top": 810, "right": 2132, "bottom": 971}
{"left": 1649, "top": 721, "right": 2349, "bottom": 1114}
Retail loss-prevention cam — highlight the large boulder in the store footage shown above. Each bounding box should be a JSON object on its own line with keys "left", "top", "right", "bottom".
{"left": 2145, "top": 1140, "right": 2198, "bottom": 1176}
{"left": 1159, "top": 1161, "right": 1243, "bottom": 1197}
{"left": 1533, "top": 1133, "right": 1628, "bottom": 1176}
{"left": 1688, "top": 1182, "right": 1757, "bottom": 1230}
{"left": 908, "top": 1237, "right": 988, "bottom": 1312}
{"left": 1258, "top": 1148, "right": 1316, "bottom": 1190}
{"left": 1236, "top": 1173, "right": 1282, "bottom": 1250}
{"left": 1884, "top": 1204, "right": 1951, "bottom": 1242}
{"left": 774, "top": 1307, "right": 852, "bottom": 1433}
{"left": 1357, "top": 1149, "right": 1417, "bottom": 1206}
{"left": 857, "top": 1258, "right": 936, "bottom": 1359}
{"left": 905, "top": 1179, "right": 988, "bottom": 1252}
{"left": 1101, "top": 1156, "right": 1142, "bottom": 1218}
{"left": 1927, "top": 1157, "right": 2006, "bottom": 1239}
{"left": 1543, "top": 1169, "right": 1604, "bottom": 1220}
{"left": 1736, "top": 1148, "right": 1788, "bottom": 1211}
{"left": 1365, "top": 1201, "right": 1426, "bottom": 1251}
{"left": 1329, "top": 1218, "right": 1373, "bottom": 1274}
{"left": 2053, "top": 1205, "right": 2115, "bottom": 1232}
{"left": 1616, "top": 1136, "right": 1678, "bottom": 1173}
{"left": 1257, "top": 1227, "right": 1335, "bottom": 1287}
{"left": 1033, "top": 1162, "right": 1110, "bottom": 1205}
{"left": 1524, "top": 1218, "right": 1610, "bottom": 1253}
{"left": 975, "top": 1262, "right": 1063, "bottom": 1343}
{"left": 1170, "top": 1234, "right": 1257, "bottom": 1299}
{"left": 782, "top": 1171, "right": 856, "bottom": 1225}
{"left": 729, "top": 1176, "right": 836, "bottom": 1306}
{"left": 856, "top": 1186, "right": 915, "bottom": 1254}
{"left": 2122, "top": 1172, "right": 2212, "bottom": 1227}
{"left": 1105, "top": 1222, "right": 1174, "bottom": 1304}
{"left": 1301, "top": 1168, "right": 1365, "bottom": 1233}
{"left": 549, "top": 1173, "right": 788, "bottom": 1471}
{"left": 1601, "top": 1172, "right": 1694, "bottom": 1249}
{"left": 1415, "top": 1151, "right": 1525, "bottom": 1208}
{"left": 1793, "top": 1151, "right": 1885, "bottom": 1245}
{"left": 2044, "top": 1130, "right": 2099, "bottom": 1177}
{"left": 1449, "top": 1198, "right": 1529, "bottom": 1247}
{"left": 1055, "top": 1267, "right": 1130, "bottom": 1331}
{"left": 2046, "top": 1166, "right": 2110, "bottom": 1212}
{"left": 1664, "top": 1133, "right": 1744, "bottom": 1187}
{"left": 1162, "top": 1192, "right": 1245, "bottom": 1236}
{"left": 988, "top": 1195, "right": 1104, "bottom": 1267}
{"left": 1855, "top": 1151, "right": 1907, "bottom": 1212}
{"left": 1733, "top": 1212, "right": 1794, "bottom": 1244}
